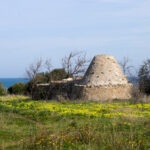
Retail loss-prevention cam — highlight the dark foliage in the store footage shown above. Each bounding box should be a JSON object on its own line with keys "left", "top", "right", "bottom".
{"left": 46, "top": 68, "right": 67, "bottom": 81}
{"left": 30, "top": 68, "right": 67, "bottom": 84}
{"left": 138, "top": 59, "right": 150, "bottom": 94}
{"left": 25, "top": 69, "right": 67, "bottom": 96}
{"left": 8, "top": 83, "right": 26, "bottom": 95}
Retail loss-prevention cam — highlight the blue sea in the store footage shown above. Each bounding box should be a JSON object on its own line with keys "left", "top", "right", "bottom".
{"left": 0, "top": 78, "right": 29, "bottom": 88}
{"left": 0, "top": 77, "right": 138, "bottom": 89}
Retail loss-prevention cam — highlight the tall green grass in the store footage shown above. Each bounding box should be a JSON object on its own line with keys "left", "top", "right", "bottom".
{"left": 0, "top": 96, "right": 150, "bottom": 150}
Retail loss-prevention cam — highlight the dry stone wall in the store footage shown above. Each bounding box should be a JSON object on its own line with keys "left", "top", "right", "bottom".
{"left": 33, "top": 55, "right": 133, "bottom": 101}
{"left": 72, "top": 84, "right": 132, "bottom": 101}
{"left": 81, "top": 55, "right": 128, "bottom": 86}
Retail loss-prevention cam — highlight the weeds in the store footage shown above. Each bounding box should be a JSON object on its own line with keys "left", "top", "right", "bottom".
{"left": 1, "top": 96, "right": 150, "bottom": 149}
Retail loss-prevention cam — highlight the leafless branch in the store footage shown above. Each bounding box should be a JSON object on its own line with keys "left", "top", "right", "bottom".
{"left": 26, "top": 58, "right": 43, "bottom": 81}
{"left": 62, "top": 51, "right": 90, "bottom": 77}
{"left": 119, "top": 57, "right": 134, "bottom": 76}
{"left": 45, "top": 59, "right": 52, "bottom": 73}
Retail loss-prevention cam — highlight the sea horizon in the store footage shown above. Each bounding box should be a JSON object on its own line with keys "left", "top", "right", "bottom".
{"left": 0, "top": 78, "right": 29, "bottom": 88}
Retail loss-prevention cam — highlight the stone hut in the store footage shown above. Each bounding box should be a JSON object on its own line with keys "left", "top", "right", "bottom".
{"left": 72, "top": 55, "right": 132, "bottom": 101}
{"left": 33, "top": 55, "right": 132, "bottom": 101}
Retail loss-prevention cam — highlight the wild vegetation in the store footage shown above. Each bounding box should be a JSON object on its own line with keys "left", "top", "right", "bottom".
{"left": 1, "top": 54, "right": 150, "bottom": 149}
{"left": 1, "top": 96, "right": 150, "bottom": 150}
{"left": 0, "top": 83, "right": 7, "bottom": 96}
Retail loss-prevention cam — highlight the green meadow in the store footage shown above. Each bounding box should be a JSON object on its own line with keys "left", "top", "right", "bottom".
{"left": 0, "top": 96, "right": 150, "bottom": 150}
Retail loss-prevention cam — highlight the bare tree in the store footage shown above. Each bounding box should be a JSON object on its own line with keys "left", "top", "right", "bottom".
{"left": 119, "top": 57, "right": 139, "bottom": 87}
{"left": 26, "top": 59, "right": 43, "bottom": 81}
{"left": 119, "top": 57, "right": 133, "bottom": 76}
{"left": 26, "top": 59, "right": 43, "bottom": 97}
{"left": 62, "top": 51, "right": 90, "bottom": 78}
{"left": 45, "top": 59, "right": 52, "bottom": 73}
{"left": 45, "top": 58, "right": 52, "bottom": 82}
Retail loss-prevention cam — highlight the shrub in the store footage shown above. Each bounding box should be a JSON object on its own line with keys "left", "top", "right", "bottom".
{"left": 138, "top": 59, "right": 150, "bottom": 94}
{"left": 45, "top": 68, "right": 67, "bottom": 81}
{"left": 24, "top": 82, "right": 32, "bottom": 95}
{"left": 8, "top": 82, "right": 26, "bottom": 95}
{"left": 34, "top": 72, "right": 47, "bottom": 83}
{"left": 0, "top": 83, "right": 7, "bottom": 96}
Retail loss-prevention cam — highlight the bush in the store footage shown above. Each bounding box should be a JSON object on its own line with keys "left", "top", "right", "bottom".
{"left": 30, "top": 69, "right": 67, "bottom": 84}
{"left": 45, "top": 68, "right": 67, "bottom": 81}
{"left": 0, "top": 83, "right": 7, "bottom": 96}
{"left": 8, "top": 83, "right": 26, "bottom": 95}
{"left": 24, "top": 82, "right": 32, "bottom": 95}
{"left": 34, "top": 72, "right": 47, "bottom": 83}
{"left": 138, "top": 59, "right": 150, "bottom": 94}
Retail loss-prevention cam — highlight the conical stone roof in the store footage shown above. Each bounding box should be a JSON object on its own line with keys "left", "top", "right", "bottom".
{"left": 81, "top": 55, "right": 129, "bottom": 86}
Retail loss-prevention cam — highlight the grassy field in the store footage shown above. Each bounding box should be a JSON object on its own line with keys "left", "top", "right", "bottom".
{"left": 0, "top": 96, "right": 150, "bottom": 150}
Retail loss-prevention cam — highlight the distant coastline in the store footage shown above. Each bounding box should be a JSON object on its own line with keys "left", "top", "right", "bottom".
{"left": 0, "top": 78, "right": 29, "bottom": 88}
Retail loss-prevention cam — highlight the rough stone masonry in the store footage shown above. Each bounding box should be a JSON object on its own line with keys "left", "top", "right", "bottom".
{"left": 33, "top": 55, "right": 133, "bottom": 101}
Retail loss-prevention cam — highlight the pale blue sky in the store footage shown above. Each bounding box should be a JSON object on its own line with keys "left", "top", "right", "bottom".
{"left": 0, "top": 0, "right": 150, "bottom": 77}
